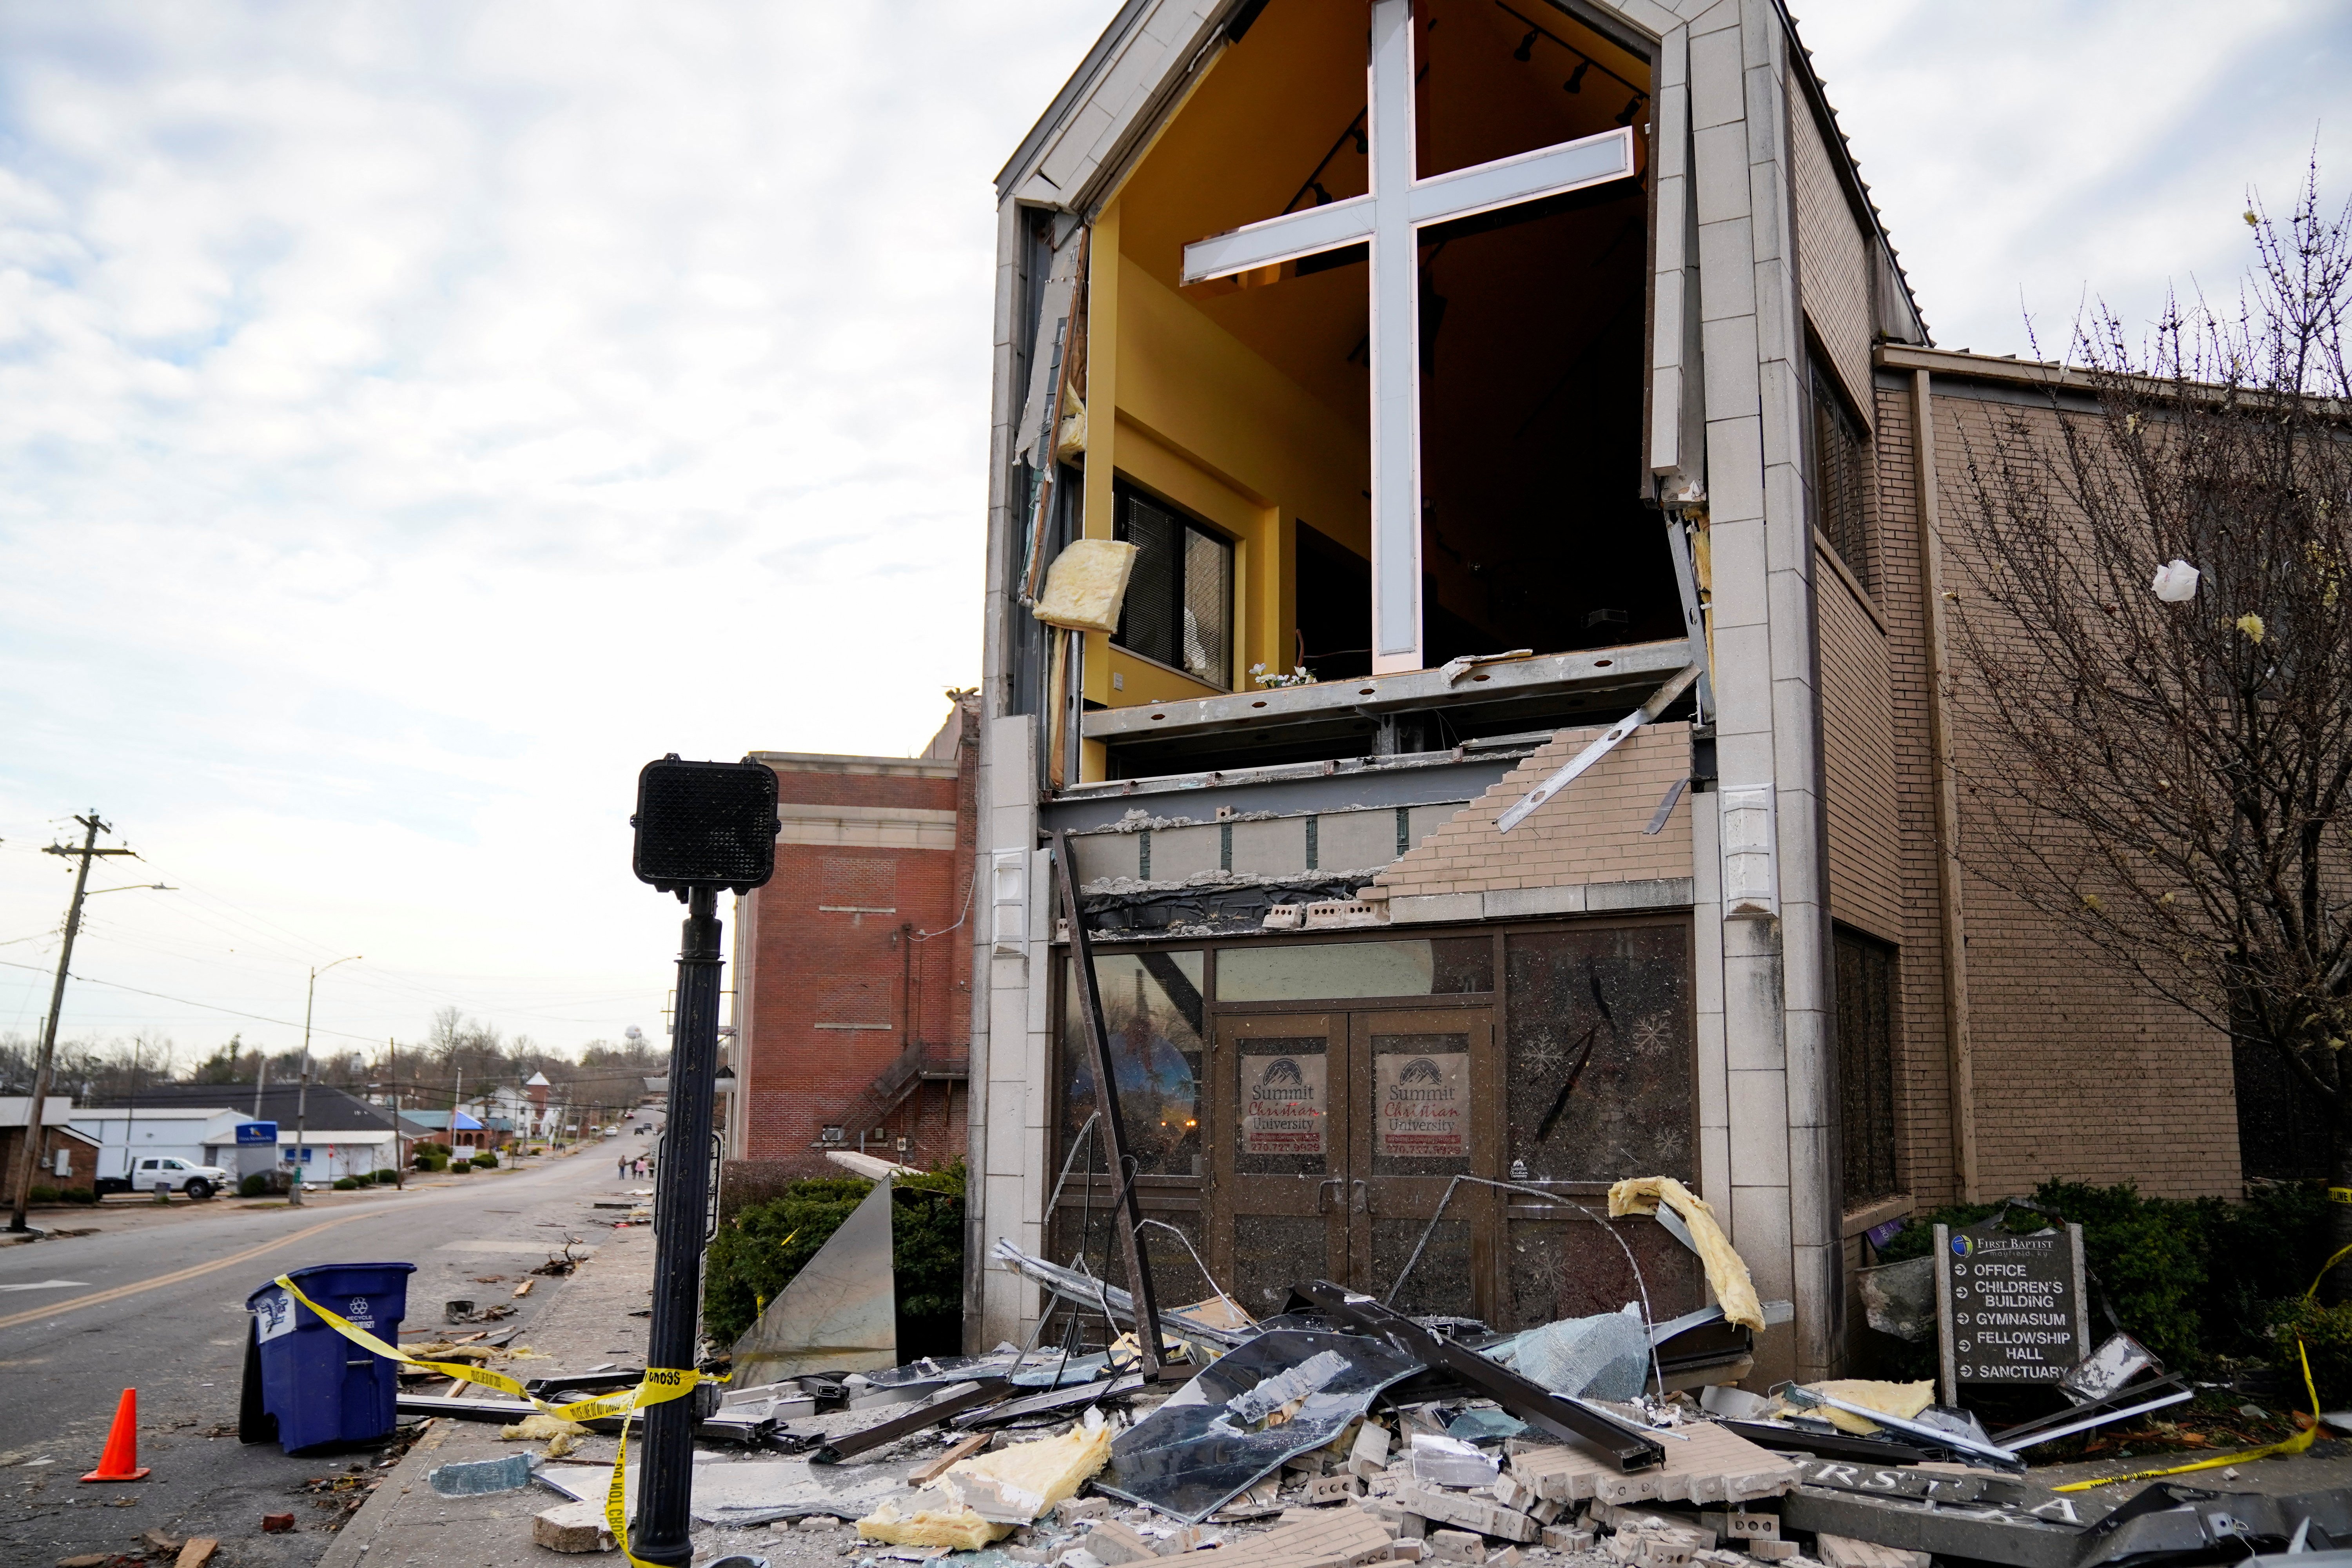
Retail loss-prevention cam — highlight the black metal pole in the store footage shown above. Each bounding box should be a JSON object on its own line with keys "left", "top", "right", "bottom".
{"left": 1049, "top": 831, "right": 1164, "bottom": 1379}
{"left": 632, "top": 886, "right": 722, "bottom": 1566}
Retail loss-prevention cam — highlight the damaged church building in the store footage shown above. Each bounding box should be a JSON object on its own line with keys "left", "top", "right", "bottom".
{"left": 963, "top": 0, "right": 2236, "bottom": 1385}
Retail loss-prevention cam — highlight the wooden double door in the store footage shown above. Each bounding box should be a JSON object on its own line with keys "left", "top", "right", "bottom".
{"left": 1205, "top": 1004, "right": 1501, "bottom": 1321}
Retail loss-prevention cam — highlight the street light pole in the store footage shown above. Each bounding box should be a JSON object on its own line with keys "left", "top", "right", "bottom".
{"left": 8, "top": 814, "right": 137, "bottom": 1234}
{"left": 288, "top": 955, "right": 360, "bottom": 1207}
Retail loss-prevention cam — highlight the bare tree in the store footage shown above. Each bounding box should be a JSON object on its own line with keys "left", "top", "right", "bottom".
{"left": 1946, "top": 164, "right": 2352, "bottom": 1270}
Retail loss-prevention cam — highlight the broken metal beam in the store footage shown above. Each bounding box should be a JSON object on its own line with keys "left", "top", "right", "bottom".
{"left": 1049, "top": 831, "right": 1167, "bottom": 1380}
{"left": 952, "top": 1372, "right": 1147, "bottom": 1429}
{"left": 991, "top": 1239, "right": 1252, "bottom": 1349}
{"left": 1082, "top": 641, "right": 1693, "bottom": 747}
{"left": 808, "top": 1378, "right": 1012, "bottom": 1464}
{"left": 1294, "top": 1281, "right": 1664, "bottom": 1472}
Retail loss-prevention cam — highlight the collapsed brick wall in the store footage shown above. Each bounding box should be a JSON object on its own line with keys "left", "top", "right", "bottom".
{"left": 1373, "top": 720, "right": 1693, "bottom": 901}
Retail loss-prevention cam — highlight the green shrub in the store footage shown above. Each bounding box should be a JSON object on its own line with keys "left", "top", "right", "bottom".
{"left": 333, "top": 1176, "right": 363, "bottom": 1191}
{"left": 471, "top": 1151, "right": 499, "bottom": 1169}
{"left": 2267, "top": 1296, "right": 2352, "bottom": 1406}
{"left": 373, "top": 1169, "right": 398, "bottom": 1185}
{"left": 1872, "top": 1178, "right": 2341, "bottom": 1381}
{"left": 448, "top": 1158, "right": 471, "bottom": 1174}
{"left": 703, "top": 1162, "right": 966, "bottom": 1351}
{"left": 240, "top": 1174, "right": 268, "bottom": 1197}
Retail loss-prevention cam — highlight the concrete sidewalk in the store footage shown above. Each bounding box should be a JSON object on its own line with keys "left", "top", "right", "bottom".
{"left": 321, "top": 1218, "right": 660, "bottom": 1568}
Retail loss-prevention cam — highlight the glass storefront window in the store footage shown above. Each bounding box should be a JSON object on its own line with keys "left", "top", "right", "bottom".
{"left": 1059, "top": 950, "right": 1205, "bottom": 1177}
{"left": 1216, "top": 937, "right": 1491, "bottom": 1002}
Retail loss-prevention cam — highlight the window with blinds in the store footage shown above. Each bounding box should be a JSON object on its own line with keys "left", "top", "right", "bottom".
{"left": 1112, "top": 483, "right": 1233, "bottom": 689}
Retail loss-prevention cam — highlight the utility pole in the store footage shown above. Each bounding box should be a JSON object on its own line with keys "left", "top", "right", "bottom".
{"left": 287, "top": 955, "right": 361, "bottom": 1207}
{"left": 387, "top": 1038, "right": 404, "bottom": 1190}
{"left": 253, "top": 1056, "right": 267, "bottom": 1120}
{"left": 9, "top": 813, "right": 134, "bottom": 1233}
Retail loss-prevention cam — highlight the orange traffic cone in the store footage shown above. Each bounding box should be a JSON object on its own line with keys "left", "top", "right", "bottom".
{"left": 80, "top": 1388, "right": 151, "bottom": 1482}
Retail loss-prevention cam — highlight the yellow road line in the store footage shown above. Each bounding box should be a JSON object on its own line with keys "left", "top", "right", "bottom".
{"left": 0, "top": 1210, "right": 381, "bottom": 1332}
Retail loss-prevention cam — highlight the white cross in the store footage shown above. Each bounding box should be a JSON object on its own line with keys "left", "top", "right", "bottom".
{"left": 1181, "top": 0, "right": 1638, "bottom": 675}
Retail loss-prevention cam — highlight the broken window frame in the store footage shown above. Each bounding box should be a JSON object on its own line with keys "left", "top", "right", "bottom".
{"left": 1046, "top": 913, "right": 1699, "bottom": 1334}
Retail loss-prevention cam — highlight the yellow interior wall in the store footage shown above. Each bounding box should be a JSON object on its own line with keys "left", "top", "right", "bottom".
{"left": 1072, "top": 5, "right": 1376, "bottom": 781}
{"left": 1079, "top": 250, "right": 1371, "bottom": 750}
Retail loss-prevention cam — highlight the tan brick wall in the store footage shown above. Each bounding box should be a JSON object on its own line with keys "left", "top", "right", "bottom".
{"left": 1793, "top": 100, "right": 1873, "bottom": 426}
{"left": 1922, "top": 387, "right": 2241, "bottom": 1199}
{"left": 1817, "top": 546, "right": 1903, "bottom": 944}
{"left": 1374, "top": 721, "right": 1693, "bottom": 899}
{"left": 1870, "top": 380, "right": 1955, "bottom": 1206}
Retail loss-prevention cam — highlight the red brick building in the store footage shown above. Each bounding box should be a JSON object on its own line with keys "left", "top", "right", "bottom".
{"left": 723, "top": 695, "right": 978, "bottom": 1182}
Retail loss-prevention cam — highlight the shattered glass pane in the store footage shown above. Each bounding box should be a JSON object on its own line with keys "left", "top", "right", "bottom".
{"left": 1504, "top": 924, "right": 1692, "bottom": 1181}
{"left": 1504, "top": 1216, "right": 1702, "bottom": 1332}
{"left": 1060, "top": 951, "right": 1206, "bottom": 1177}
{"left": 1373, "top": 1217, "right": 1473, "bottom": 1318}
{"left": 1232, "top": 1214, "right": 1335, "bottom": 1316}
{"left": 1096, "top": 1329, "right": 1425, "bottom": 1523}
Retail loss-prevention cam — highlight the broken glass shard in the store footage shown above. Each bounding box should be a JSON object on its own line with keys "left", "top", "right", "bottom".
{"left": 1093, "top": 1328, "right": 1424, "bottom": 1523}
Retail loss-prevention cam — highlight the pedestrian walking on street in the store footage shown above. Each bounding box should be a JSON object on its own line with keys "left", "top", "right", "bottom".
{"left": 618, "top": 1154, "right": 627, "bottom": 1179}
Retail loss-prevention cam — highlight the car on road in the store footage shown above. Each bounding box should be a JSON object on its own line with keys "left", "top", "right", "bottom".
{"left": 97, "top": 1155, "right": 233, "bottom": 1199}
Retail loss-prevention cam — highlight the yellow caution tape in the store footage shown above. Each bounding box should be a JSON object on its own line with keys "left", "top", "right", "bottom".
{"left": 2053, "top": 1340, "right": 2320, "bottom": 1491}
{"left": 2328, "top": 1187, "right": 2352, "bottom": 1205}
{"left": 2307, "top": 1243, "right": 2352, "bottom": 1298}
{"left": 269, "top": 1273, "right": 703, "bottom": 1568}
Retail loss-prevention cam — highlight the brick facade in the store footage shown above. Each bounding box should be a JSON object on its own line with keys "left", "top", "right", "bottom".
{"left": 1374, "top": 720, "right": 1695, "bottom": 904}
{"left": 728, "top": 700, "right": 979, "bottom": 1183}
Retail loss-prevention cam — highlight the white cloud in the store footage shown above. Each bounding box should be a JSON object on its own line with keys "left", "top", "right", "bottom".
{"left": 0, "top": 0, "right": 2344, "bottom": 1058}
{"left": 1787, "top": 0, "right": 2352, "bottom": 357}
{"left": 0, "top": 0, "right": 1105, "bottom": 1054}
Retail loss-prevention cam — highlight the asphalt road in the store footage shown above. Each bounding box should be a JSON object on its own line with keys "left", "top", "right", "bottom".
{"left": 0, "top": 1114, "right": 663, "bottom": 1566}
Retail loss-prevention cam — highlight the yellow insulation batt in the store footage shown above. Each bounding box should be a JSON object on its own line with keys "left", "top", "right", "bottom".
{"left": 1032, "top": 539, "right": 1138, "bottom": 633}
{"left": 858, "top": 1419, "right": 1114, "bottom": 1548}
{"left": 1606, "top": 1176, "right": 1764, "bottom": 1332}
{"left": 1771, "top": 1379, "right": 1935, "bottom": 1436}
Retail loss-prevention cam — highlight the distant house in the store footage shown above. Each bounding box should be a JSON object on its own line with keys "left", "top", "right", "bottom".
{"left": 69, "top": 1082, "right": 396, "bottom": 1183}
{"left": 399, "top": 1108, "right": 489, "bottom": 1151}
{"left": 0, "top": 1096, "right": 100, "bottom": 1201}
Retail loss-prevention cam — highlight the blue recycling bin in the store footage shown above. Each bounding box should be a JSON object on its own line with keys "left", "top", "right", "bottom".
{"left": 243, "top": 1262, "right": 416, "bottom": 1453}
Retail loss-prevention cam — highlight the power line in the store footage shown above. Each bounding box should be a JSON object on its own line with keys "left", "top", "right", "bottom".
{"left": 0, "top": 955, "right": 383, "bottom": 1044}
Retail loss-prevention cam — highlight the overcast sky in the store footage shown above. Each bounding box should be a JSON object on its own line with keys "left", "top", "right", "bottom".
{"left": 0, "top": 2, "right": 2343, "bottom": 1070}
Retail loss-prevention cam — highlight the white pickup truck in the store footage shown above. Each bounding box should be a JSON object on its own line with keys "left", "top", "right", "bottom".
{"left": 95, "top": 1154, "right": 232, "bottom": 1200}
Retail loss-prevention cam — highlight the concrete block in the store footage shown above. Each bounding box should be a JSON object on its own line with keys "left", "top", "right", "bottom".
{"left": 1748, "top": 1542, "right": 1798, "bottom": 1561}
{"left": 1058, "top": 1496, "right": 1112, "bottom": 1524}
{"left": 1350, "top": 1421, "right": 1394, "bottom": 1479}
{"left": 1231, "top": 815, "right": 1309, "bottom": 877}
{"left": 1430, "top": 1530, "right": 1488, "bottom": 1563}
{"left": 535, "top": 1500, "right": 618, "bottom": 1553}
{"left": 1688, "top": 26, "right": 1744, "bottom": 129}
{"left": 1726, "top": 1070, "right": 1791, "bottom": 1185}
{"left": 1083, "top": 1520, "right": 1160, "bottom": 1566}
{"left": 1314, "top": 1473, "right": 1369, "bottom": 1504}
{"left": 1543, "top": 1528, "right": 1596, "bottom": 1553}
